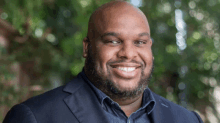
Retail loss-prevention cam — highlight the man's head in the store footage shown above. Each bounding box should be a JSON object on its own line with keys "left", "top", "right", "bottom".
{"left": 83, "top": 1, "right": 154, "bottom": 100}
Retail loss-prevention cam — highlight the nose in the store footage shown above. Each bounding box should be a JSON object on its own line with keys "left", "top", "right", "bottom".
{"left": 117, "top": 42, "right": 137, "bottom": 60}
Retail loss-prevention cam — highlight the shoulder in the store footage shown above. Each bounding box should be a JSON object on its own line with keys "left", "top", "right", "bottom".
{"left": 153, "top": 92, "right": 188, "bottom": 112}
{"left": 23, "top": 74, "right": 87, "bottom": 108}
{"left": 152, "top": 92, "right": 203, "bottom": 123}
{"left": 3, "top": 103, "right": 37, "bottom": 123}
{"left": 3, "top": 86, "right": 66, "bottom": 123}
{"left": 3, "top": 77, "right": 87, "bottom": 123}
{"left": 23, "top": 85, "right": 67, "bottom": 107}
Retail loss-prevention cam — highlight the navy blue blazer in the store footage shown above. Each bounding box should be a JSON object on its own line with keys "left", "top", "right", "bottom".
{"left": 3, "top": 74, "right": 203, "bottom": 123}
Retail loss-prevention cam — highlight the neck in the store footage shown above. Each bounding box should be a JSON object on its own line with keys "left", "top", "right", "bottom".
{"left": 112, "top": 94, "right": 143, "bottom": 117}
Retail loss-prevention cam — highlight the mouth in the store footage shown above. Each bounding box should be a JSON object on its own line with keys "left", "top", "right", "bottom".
{"left": 110, "top": 63, "right": 142, "bottom": 79}
{"left": 117, "top": 67, "right": 136, "bottom": 72}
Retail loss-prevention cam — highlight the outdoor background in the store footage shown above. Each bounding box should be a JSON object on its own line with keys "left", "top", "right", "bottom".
{"left": 0, "top": 0, "right": 220, "bottom": 122}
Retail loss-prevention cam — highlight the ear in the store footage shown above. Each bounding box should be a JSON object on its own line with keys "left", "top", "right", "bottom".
{"left": 149, "top": 38, "right": 153, "bottom": 47}
{"left": 83, "top": 37, "right": 89, "bottom": 58}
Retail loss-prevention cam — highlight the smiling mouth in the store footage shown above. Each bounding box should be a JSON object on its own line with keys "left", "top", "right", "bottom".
{"left": 110, "top": 65, "right": 141, "bottom": 79}
{"left": 110, "top": 62, "right": 142, "bottom": 72}
{"left": 109, "top": 62, "right": 142, "bottom": 78}
{"left": 117, "top": 67, "right": 136, "bottom": 72}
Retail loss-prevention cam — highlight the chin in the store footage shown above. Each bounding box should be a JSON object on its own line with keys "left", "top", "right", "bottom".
{"left": 116, "top": 85, "right": 140, "bottom": 93}
{"left": 113, "top": 80, "right": 140, "bottom": 90}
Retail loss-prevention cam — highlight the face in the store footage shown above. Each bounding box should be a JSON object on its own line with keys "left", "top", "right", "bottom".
{"left": 84, "top": 10, "right": 154, "bottom": 99}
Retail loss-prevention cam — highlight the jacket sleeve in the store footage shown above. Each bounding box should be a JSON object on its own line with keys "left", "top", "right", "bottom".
{"left": 3, "top": 104, "right": 37, "bottom": 123}
{"left": 192, "top": 111, "right": 204, "bottom": 123}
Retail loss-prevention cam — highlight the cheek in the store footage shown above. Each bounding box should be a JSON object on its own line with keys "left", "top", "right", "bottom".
{"left": 95, "top": 46, "right": 117, "bottom": 69}
{"left": 139, "top": 49, "right": 153, "bottom": 67}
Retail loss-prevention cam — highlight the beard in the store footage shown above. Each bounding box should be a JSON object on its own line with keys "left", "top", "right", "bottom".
{"left": 84, "top": 45, "right": 154, "bottom": 100}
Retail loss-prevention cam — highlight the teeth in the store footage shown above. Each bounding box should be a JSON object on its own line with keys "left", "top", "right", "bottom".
{"left": 118, "top": 67, "right": 135, "bottom": 72}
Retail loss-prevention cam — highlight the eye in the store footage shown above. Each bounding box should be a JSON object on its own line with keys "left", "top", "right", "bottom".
{"left": 134, "top": 40, "right": 147, "bottom": 46}
{"left": 105, "top": 40, "right": 121, "bottom": 46}
{"left": 111, "top": 40, "right": 120, "bottom": 44}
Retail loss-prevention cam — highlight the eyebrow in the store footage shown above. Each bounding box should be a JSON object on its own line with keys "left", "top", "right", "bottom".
{"left": 138, "top": 32, "right": 150, "bottom": 37}
{"left": 101, "top": 32, "right": 119, "bottom": 38}
{"left": 101, "top": 32, "right": 150, "bottom": 38}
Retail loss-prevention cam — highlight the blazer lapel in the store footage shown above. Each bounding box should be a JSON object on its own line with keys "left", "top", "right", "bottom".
{"left": 150, "top": 93, "right": 175, "bottom": 123}
{"left": 63, "top": 74, "right": 109, "bottom": 123}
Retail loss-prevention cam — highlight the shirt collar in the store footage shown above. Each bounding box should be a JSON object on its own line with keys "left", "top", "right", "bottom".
{"left": 80, "top": 70, "right": 156, "bottom": 114}
{"left": 142, "top": 88, "right": 156, "bottom": 114}
{"left": 80, "top": 70, "right": 109, "bottom": 104}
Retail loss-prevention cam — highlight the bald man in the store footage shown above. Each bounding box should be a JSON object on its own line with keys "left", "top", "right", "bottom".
{"left": 3, "top": 1, "right": 203, "bottom": 123}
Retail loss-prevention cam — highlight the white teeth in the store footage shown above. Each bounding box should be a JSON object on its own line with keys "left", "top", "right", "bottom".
{"left": 118, "top": 67, "right": 135, "bottom": 72}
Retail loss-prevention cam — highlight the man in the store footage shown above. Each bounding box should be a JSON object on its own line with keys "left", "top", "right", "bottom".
{"left": 3, "top": 1, "right": 203, "bottom": 123}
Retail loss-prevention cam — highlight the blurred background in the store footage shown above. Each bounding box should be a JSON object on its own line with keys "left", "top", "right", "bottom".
{"left": 0, "top": 0, "right": 219, "bottom": 122}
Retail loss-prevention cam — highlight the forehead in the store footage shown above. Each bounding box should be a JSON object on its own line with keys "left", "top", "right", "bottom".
{"left": 93, "top": 7, "right": 150, "bottom": 37}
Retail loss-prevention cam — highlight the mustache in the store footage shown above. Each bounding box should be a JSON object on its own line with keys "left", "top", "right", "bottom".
{"left": 107, "top": 60, "right": 144, "bottom": 67}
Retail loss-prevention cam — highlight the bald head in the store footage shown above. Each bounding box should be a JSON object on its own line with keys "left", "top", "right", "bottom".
{"left": 87, "top": 1, "right": 150, "bottom": 41}
{"left": 83, "top": 1, "right": 153, "bottom": 102}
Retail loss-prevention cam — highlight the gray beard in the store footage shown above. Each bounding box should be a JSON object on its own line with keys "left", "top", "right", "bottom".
{"left": 84, "top": 45, "right": 154, "bottom": 100}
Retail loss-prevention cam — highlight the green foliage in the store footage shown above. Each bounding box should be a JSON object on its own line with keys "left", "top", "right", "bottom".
{"left": 141, "top": 0, "right": 220, "bottom": 122}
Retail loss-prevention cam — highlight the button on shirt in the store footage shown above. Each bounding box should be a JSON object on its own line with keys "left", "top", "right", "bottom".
{"left": 80, "top": 71, "right": 156, "bottom": 123}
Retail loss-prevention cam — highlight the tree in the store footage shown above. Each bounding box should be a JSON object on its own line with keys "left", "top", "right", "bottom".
{"left": 141, "top": 0, "right": 220, "bottom": 122}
